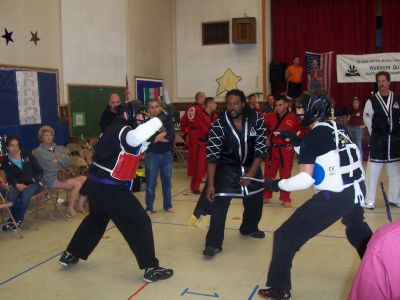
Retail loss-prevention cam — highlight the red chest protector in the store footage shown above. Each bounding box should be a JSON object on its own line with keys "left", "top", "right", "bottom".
{"left": 94, "top": 126, "right": 142, "bottom": 181}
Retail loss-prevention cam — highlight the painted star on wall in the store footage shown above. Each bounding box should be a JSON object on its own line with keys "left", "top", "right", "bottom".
{"left": 30, "top": 31, "right": 40, "bottom": 46}
{"left": 1, "top": 28, "right": 14, "bottom": 45}
{"left": 216, "top": 68, "right": 242, "bottom": 96}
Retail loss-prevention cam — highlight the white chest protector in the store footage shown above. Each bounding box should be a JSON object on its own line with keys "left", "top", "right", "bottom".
{"left": 312, "top": 122, "right": 365, "bottom": 204}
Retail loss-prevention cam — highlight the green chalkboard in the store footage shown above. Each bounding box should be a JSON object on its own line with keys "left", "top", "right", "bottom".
{"left": 68, "top": 85, "right": 125, "bottom": 138}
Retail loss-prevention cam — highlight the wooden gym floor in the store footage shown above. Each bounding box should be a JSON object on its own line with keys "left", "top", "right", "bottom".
{"left": 0, "top": 161, "right": 397, "bottom": 300}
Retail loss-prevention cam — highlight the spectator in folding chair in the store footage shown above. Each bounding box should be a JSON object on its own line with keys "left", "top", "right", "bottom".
{"left": 1, "top": 136, "right": 43, "bottom": 231}
{"left": 34, "top": 125, "right": 87, "bottom": 218}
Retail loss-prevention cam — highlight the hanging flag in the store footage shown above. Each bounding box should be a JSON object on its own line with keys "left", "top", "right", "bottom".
{"left": 305, "top": 51, "right": 333, "bottom": 95}
{"left": 125, "top": 75, "right": 130, "bottom": 103}
{"left": 143, "top": 87, "right": 161, "bottom": 108}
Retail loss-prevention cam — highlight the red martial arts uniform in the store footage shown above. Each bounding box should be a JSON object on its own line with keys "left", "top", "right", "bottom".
{"left": 181, "top": 104, "right": 217, "bottom": 192}
{"left": 263, "top": 111, "right": 300, "bottom": 202}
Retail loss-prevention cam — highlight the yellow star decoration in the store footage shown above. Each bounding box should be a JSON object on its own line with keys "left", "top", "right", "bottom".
{"left": 215, "top": 68, "right": 242, "bottom": 96}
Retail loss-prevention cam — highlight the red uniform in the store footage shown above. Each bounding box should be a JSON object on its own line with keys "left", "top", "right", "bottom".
{"left": 263, "top": 111, "right": 300, "bottom": 202}
{"left": 181, "top": 104, "right": 217, "bottom": 192}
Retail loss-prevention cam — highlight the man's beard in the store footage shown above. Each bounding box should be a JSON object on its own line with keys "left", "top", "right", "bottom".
{"left": 228, "top": 109, "right": 242, "bottom": 119}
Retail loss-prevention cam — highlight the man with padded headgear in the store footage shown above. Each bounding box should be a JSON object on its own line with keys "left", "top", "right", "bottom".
{"left": 58, "top": 100, "right": 173, "bottom": 283}
{"left": 258, "top": 92, "right": 372, "bottom": 300}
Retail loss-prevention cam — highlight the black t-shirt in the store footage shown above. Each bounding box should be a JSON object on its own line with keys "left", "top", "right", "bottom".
{"left": 298, "top": 122, "right": 362, "bottom": 182}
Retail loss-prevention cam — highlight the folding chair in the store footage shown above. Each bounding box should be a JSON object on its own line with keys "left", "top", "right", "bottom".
{"left": 28, "top": 182, "right": 68, "bottom": 221}
{"left": 0, "top": 190, "right": 23, "bottom": 238}
{"left": 173, "top": 132, "right": 187, "bottom": 161}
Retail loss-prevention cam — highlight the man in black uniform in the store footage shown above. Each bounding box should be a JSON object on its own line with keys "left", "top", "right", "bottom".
{"left": 363, "top": 71, "right": 400, "bottom": 209}
{"left": 99, "top": 93, "right": 121, "bottom": 132}
{"left": 258, "top": 92, "right": 372, "bottom": 300}
{"left": 203, "top": 89, "right": 267, "bottom": 257}
{"left": 59, "top": 101, "right": 173, "bottom": 283}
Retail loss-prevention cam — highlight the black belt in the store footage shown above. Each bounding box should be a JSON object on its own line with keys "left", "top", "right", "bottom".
{"left": 268, "top": 144, "right": 289, "bottom": 168}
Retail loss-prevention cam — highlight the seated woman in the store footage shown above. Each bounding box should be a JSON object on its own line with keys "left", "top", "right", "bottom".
{"left": 1, "top": 136, "right": 43, "bottom": 231}
{"left": 33, "top": 125, "right": 86, "bottom": 217}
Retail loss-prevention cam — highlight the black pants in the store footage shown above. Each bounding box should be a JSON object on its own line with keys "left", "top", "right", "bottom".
{"left": 287, "top": 82, "right": 302, "bottom": 99}
{"left": 266, "top": 183, "right": 372, "bottom": 290}
{"left": 205, "top": 192, "right": 263, "bottom": 248}
{"left": 67, "top": 180, "right": 159, "bottom": 269}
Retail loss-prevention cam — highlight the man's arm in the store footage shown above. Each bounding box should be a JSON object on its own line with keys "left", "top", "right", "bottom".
{"left": 206, "top": 163, "right": 216, "bottom": 201}
{"left": 277, "top": 163, "right": 315, "bottom": 191}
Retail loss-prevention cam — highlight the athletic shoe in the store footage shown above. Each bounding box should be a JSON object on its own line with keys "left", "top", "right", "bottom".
{"left": 258, "top": 287, "right": 291, "bottom": 300}
{"left": 0, "top": 223, "right": 17, "bottom": 232}
{"left": 192, "top": 190, "right": 201, "bottom": 194}
{"left": 143, "top": 266, "right": 173, "bottom": 282}
{"left": 241, "top": 230, "right": 266, "bottom": 239}
{"left": 389, "top": 201, "right": 400, "bottom": 208}
{"left": 281, "top": 202, "right": 292, "bottom": 208}
{"left": 362, "top": 202, "right": 375, "bottom": 209}
{"left": 202, "top": 246, "right": 222, "bottom": 257}
{"left": 59, "top": 251, "right": 79, "bottom": 267}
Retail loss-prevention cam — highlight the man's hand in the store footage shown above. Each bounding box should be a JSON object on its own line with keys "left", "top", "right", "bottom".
{"left": 264, "top": 178, "right": 281, "bottom": 192}
{"left": 239, "top": 177, "right": 252, "bottom": 186}
{"left": 274, "top": 130, "right": 301, "bottom": 146}
{"left": 154, "top": 132, "right": 167, "bottom": 142}
{"left": 16, "top": 183, "right": 28, "bottom": 191}
{"left": 206, "top": 185, "right": 215, "bottom": 202}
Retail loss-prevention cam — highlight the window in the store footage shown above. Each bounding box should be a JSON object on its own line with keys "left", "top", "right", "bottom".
{"left": 202, "top": 21, "right": 229, "bottom": 45}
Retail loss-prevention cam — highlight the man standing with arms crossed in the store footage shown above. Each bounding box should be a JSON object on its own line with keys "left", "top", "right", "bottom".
{"left": 363, "top": 71, "right": 400, "bottom": 209}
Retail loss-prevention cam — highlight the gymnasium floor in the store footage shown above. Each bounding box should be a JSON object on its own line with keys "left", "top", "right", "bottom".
{"left": 0, "top": 161, "right": 396, "bottom": 300}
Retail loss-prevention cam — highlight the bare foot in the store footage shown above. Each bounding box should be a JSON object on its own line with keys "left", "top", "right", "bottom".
{"left": 67, "top": 207, "right": 79, "bottom": 218}
{"left": 75, "top": 196, "right": 87, "bottom": 213}
{"left": 281, "top": 202, "right": 292, "bottom": 208}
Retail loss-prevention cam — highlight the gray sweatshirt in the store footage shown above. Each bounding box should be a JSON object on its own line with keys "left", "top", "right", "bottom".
{"left": 34, "top": 143, "right": 71, "bottom": 187}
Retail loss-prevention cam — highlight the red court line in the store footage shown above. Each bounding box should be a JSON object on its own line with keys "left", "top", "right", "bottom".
{"left": 127, "top": 282, "right": 149, "bottom": 300}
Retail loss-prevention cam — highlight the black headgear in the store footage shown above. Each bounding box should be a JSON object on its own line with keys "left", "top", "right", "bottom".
{"left": 300, "top": 93, "right": 331, "bottom": 126}
{"left": 119, "top": 100, "right": 145, "bottom": 128}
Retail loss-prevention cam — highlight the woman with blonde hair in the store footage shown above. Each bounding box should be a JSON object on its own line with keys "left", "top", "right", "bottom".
{"left": 34, "top": 125, "right": 86, "bottom": 217}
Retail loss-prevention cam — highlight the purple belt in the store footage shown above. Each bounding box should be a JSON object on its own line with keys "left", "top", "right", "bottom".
{"left": 88, "top": 173, "right": 125, "bottom": 186}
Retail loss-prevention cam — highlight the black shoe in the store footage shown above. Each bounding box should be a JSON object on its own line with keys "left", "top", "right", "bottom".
{"left": 59, "top": 251, "right": 79, "bottom": 267}
{"left": 241, "top": 230, "right": 265, "bottom": 239}
{"left": 202, "top": 246, "right": 222, "bottom": 257}
{"left": 143, "top": 266, "right": 173, "bottom": 283}
{"left": 258, "top": 287, "right": 291, "bottom": 300}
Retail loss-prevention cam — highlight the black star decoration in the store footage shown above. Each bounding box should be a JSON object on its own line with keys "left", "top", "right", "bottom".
{"left": 30, "top": 31, "right": 40, "bottom": 46}
{"left": 2, "top": 28, "right": 14, "bottom": 45}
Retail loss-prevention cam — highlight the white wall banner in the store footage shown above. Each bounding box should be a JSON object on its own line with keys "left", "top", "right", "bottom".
{"left": 16, "top": 71, "right": 42, "bottom": 125}
{"left": 337, "top": 52, "right": 400, "bottom": 83}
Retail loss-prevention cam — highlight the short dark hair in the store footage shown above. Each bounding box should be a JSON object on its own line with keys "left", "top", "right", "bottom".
{"left": 247, "top": 93, "right": 257, "bottom": 99}
{"left": 376, "top": 71, "right": 390, "bottom": 82}
{"left": 225, "top": 89, "right": 246, "bottom": 103}
{"left": 275, "top": 95, "right": 287, "bottom": 102}
{"left": 6, "top": 136, "right": 20, "bottom": 147}
{"left": 204, "top": 97, "right": 215, "bottom": 107}
{"left": 292, "top": 55, "right": 300, "bottom": 61}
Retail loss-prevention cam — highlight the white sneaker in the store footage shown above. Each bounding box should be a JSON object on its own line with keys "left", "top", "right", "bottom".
{"left": 362, "top": 202, "right": 375, "bottom": 209}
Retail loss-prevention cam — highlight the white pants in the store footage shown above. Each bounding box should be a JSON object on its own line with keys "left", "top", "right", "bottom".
{"left": 365, "top": 161, "right": 400, "bottom": 205}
